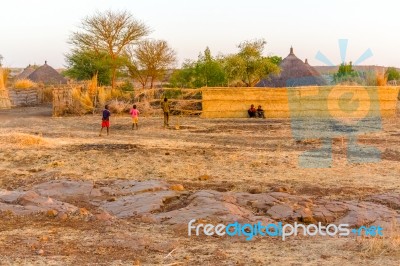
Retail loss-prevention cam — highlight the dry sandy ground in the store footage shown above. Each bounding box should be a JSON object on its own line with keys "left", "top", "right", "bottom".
{"left": 0, "top": 105, "right": 399, "bottom": 265}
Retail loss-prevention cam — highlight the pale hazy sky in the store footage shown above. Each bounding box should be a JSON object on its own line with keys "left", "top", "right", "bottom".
{"left": 0, "top": 0, "right": 399, "bottom": 68}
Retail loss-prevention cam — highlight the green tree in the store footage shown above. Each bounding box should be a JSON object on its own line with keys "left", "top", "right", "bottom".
{"left": 385, "top": 67, "right": 400, "bottom": 81}
{"left": 70, "top": 10, "right": 150, "bottom": 89}
{"left": 169, "top": 60, "right": 197, "bottom": 88}
{"left": 0, "top": 54, "right": 3, "bottom": 67}
{"left": 64, "top": 50, "right": 115, "bottom": 85}
{"left": 126, "top": 39, "right": 176, "bottom": 89}
{"left": 223, "top": 39, "right": 279, "bottom": 87}
{"left": 193, "top": 47, "right": 226, "bottom": 87}
{"left": 169, "top": 48, "right": 226, "bottom": 88}
{"left": 334, "top": 61, "right": 359, "bottom": 83}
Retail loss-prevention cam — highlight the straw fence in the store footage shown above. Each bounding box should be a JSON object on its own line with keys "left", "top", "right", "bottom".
{"left": 201, "top": 86, "right": 399, "bottom": 118}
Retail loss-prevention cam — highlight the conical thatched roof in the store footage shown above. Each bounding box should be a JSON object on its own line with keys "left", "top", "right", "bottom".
{"left": 27, "top": 61, "right": 67, "bottom": 85}
{"left": 15, "top": 64, "right": 37, "bottom": 80}
{"left": 256, "top": 47, "right": 326, "bottom": 87}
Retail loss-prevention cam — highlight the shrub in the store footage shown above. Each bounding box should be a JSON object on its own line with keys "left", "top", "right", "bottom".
{"left": 14, "top": 79, "right": 37, "bottom": 89}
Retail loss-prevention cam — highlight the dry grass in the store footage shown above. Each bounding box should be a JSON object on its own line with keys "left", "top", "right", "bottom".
{"left": 377, "top": 71, "right": 388, "bottom": 86}
{"left": 0, "top": 68, "right": 7, "bottom": 90}
{"left": 14, "top": 79, "right": 37, "bottom": 89}
{"left": 107, "top": 99, "right": 130, "bottom": 114}
{"left": 71, "top": 87, "right": 94, "bottom": 114}
{"left": 357, "top": 220, "right": 400, "bottom": 256}
{"left": 0, "top": 133, "right": 50, "bottom": 147}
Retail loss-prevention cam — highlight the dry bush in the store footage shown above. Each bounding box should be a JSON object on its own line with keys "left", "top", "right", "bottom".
{"left": 0, "top": 68, "right": 10, "bottom": 89}
{"left": 87, "top": 73, "right": 98, "bottom": 97}
{"left": 0, "top": 133, "right": 50, "bottom": 147}
{"left": 41, "top": 86, "right": 53, "bottom": 103}
{"left": 376, "top": 72, "right": 388, "bottom": 86}
{"left": 107, "top": 99, "right": 130, "bottom": 114}
{"left": 14, "top": 79, "right": 37, "bottom": 89}
{"left": 71, "top": 87, "right": 94, "bottom": 114}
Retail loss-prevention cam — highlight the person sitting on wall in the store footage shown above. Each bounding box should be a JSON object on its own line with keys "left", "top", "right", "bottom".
{"left": 257, "top": 105, "right": 266, "bottom": 118}
{"left": 248, "top": 104, "right": 257, "bottom": 118}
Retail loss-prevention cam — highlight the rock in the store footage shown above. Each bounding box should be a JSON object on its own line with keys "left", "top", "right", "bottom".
{"left": 78, "top": 208, "right": 90, "bottom": 216}
{"left": 170, "top": 184, "right": 185, "bottom": 191}
{"left": 248, "top": 187, "right": 262, "bottom": 194}
{"left": 336, "top": 201, "right": 397, "bottom": 227}
{"left": 100, "top": 190, "right": 179, "bottom": 218}
{"left": 33, "top": 180, "right": 100, "bottom": 200}
{"left": 46, "top": 209, "right": 58, "bottom": 217}
{"left": 155, "top": 190, "right": 255, "bottom": 224}
{"left": 198, "top": 175, "right": 211, "bottom": 181}
{"left": 36, "top": 249, "right": 44, "bottom": 255}
{"left": 272, "top": 186, "right": 289, "bottom": 192}
{"left": 94, "top": 211, "right": 114, "bottom": 221}
{"left": 101, "top": 180, "right": 169, "bottom": 196}
{"left": 367, "top": 193, "right": 400, "bottom": 210}
{"left": 57, "top": 212, "right": 68, "bottom": 221}
{"left": 0, "top": 190, "right": 78, "bottom": 216}
{"left": 267, "top": 205, "right": 294, "bottom": 220}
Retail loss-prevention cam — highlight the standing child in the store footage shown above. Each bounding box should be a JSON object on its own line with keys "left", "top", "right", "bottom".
{"left": 161, "top": 97, "right": 170, "bottom": 127}
{"left": 129, "top": 104, "right": 140, "bottom": 130}
{"left": 99, "top": 104, "right": 111, "bottom": 136}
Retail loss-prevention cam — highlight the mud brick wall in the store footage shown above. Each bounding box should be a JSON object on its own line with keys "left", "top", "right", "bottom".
{"left": 201, "top": 86, "right": 399, "bottom": 118}
{"left": 8, "top": 88, "right": 40, "bottom": 107}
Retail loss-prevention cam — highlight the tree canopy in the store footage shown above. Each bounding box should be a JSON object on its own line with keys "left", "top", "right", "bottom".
{"left": 385, "top": 67, "right": 400, "bottom": 81}
{"left": 64, "top": 50, "right": 115, "bottom": 85}
{"left": 70, "top": 10, "right": 150, "bottom": 88}
{"left": 126, "top": 39, "right": 176, "bottom": 89}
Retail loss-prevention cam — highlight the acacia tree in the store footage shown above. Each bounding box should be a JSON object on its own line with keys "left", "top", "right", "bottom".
{"left": 224, "top": 39, "right": 279, "bottom": 87}
{"left": 70, "top": 10, "right": 150, "bottom": 88}
{"left": 126, "top": 39, "right": 176, "bottom": 89}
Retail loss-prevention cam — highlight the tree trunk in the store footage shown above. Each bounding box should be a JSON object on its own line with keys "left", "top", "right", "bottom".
{"left": 111, "top": 67, "right": 117, "bottom": 89}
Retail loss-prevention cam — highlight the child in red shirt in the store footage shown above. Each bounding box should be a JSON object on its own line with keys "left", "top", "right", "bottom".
{"left": 99, "top": 105, "right": 111, "bottom": 136}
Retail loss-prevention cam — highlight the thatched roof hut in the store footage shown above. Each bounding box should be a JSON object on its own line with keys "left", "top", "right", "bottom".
{"left": 27, "top": 61, "right": 67, "bottom": 85}
{"left": 15, "top": 64, "right": 37, "bottom": 80}
{"left": 256, "top": 47, "right": 327, "bottom": 87}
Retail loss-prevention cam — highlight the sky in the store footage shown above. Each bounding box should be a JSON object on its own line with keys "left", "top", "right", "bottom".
{"left": 0, "top": 0, "right": 399, "bottom": 68}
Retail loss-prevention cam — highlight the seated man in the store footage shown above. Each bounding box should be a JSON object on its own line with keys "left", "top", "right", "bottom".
{"left": 248, "top": 104, "right": 257, "bottom": 118}
{"left": 257, "top": 105, "right": 266, "bottom": 118}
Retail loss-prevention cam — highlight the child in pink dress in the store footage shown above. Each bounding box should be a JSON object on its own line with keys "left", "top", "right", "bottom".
{"left": 129, "top": 104, "right": 140, "bottom": 130}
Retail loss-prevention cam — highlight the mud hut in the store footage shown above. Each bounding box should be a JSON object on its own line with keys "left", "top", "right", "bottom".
{"left": 0, "top": 68, "right": 11, "bottom": 109}
{"left": 15, "top": 64, "right": 37, "bottom": 80}
{"left": 27, "top": 61, "right": 67, "bottom": 85}
{"left": 256, "top": 47, "right": 327, "bottom": 87}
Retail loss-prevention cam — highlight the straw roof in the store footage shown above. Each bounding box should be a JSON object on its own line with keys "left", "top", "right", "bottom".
{"left": 15, "top": 65, "right": 37, "bottom": 80}
{"left": 27, "top": 61, "right": 67, "bottom": 85}
{"left": 256, "top": 47, "right": 327, "bottom": 87}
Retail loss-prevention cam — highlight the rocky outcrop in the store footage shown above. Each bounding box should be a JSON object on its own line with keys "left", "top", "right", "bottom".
{"left": 0, "top": 179, "right": 399, "bottom": 229}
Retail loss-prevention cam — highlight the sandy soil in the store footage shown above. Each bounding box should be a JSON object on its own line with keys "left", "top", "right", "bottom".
{"left": 0, "top": 105, "right": 399, "bottom": 265}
